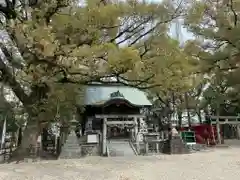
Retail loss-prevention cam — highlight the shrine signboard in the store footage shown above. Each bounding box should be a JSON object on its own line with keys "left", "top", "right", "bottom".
{"left": 87, "top": 134, "right": 99, "bottom": 144}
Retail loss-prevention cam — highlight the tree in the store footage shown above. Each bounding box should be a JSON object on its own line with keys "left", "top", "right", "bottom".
{"left": 182, "top": 0, "right": 240, "bottom": 142}
{"left": 146, "top": 38, "right": 198, "bottom": 129}
{"left": 183, "top": 0, "right": 240, "bottom": 110}
{"left": 0, "top": 0, "right": 191, "bottom": 159}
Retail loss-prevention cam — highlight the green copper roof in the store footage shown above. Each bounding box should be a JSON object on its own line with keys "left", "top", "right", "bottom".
{"left": 84, "top": 85, "right": 152, "bottom": 106}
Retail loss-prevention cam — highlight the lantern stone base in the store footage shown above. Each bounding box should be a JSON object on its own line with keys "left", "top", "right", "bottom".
{"left": 162, "top": 136, "right": 189, "bottom": 154}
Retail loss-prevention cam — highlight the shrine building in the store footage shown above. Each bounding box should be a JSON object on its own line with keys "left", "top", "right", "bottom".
{"left": 79, "top": 83, "right": 152, "bottom": 155}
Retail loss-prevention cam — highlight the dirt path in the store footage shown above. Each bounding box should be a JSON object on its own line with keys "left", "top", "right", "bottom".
{"left": 0, "top": 147, "right": 239, "bottom": 180}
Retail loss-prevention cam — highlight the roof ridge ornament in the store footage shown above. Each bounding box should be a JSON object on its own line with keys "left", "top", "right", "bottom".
{"left": 110, "top": 90, "right": 124, "bottom": 98}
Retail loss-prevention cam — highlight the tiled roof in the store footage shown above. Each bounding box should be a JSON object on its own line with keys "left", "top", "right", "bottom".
{"left": 84, "top": 85, "right": 152, "bottom": 106}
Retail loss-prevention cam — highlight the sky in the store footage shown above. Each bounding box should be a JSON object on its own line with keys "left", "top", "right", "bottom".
{"left": 146, "top": 0, "right": 194, "bottom": 44}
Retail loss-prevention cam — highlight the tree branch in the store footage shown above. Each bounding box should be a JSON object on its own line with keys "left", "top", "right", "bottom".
{"left": 110, "top": 16, "right": 152, "bottom": 43}
{"left": 44, "top": 0, "right": 69, "bottom": 25}
{"left": 129, "top": 14, "right": 181, "bottom": 46}
{"left": 0, "top": 0, "right": 17, "bottom": 19}
{"left": 156, "top": 93, "right": 168, "bottom": 106}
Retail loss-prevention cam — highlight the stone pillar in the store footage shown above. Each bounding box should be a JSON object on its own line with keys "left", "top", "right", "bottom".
{"left": 236, "top": 124, "right": 240, "bottom": 139}
{"left": 144, "top": 135, "right": 148, "bottom": 155}
{"left": 102, "top": 118, "right": 107, "bottom": 155}
{"left": 131, "top": 128, "right": 134, "bottom": 140}
{"left": 37, "top": 135, "right": 42, "bottom": 151}
{"left": 160, "top": 131, "right": 164, "bottom": 140}
{"left": 134, "top": 117, "right": 140, "bottom": 153}
{"left": 156, "top": 134, "right": 159, "bottom": 153}
{"left": 216, "top": 122, "right": 221, "bottom": 144}
{"left": 215, "top": 111, "right": 221, "bottom": 144}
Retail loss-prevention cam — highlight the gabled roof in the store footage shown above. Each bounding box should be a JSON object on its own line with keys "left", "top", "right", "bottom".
{"left": 84, "top": 85, "right": 152, "bottom": 106}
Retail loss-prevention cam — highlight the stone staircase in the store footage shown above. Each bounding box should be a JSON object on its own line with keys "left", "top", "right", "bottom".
{"left": 107, "top": 139, "right": 136, "bottom": 157}
{"left": 58, "top": 131, "right": 81, "bottom": 159}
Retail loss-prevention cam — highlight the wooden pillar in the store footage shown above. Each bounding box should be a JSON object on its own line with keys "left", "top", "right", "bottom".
{"left": 102, "top": 118, "right": 107, "bottom": 155}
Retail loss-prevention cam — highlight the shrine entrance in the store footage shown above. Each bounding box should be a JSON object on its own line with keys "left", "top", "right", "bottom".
{"left": 95, "top": 114, "right": 144, "bottom": 155}
{"left": 107, "top": 117, "right": 135, "bottom": 139}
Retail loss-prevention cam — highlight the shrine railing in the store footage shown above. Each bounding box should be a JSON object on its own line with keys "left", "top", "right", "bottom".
{"left": 128, "top": 140, "right": 139, "bottom": 155}
{"left": 142, "top": 132, "right": 169, "bottom": 155}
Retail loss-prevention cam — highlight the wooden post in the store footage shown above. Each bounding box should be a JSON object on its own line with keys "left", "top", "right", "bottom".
{"left": 102, "top": 118, "right": 107, "bottom": 155}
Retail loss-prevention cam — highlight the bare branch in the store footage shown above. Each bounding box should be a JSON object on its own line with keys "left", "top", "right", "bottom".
{"left": 110, "top": 16, "right": 152, "bottom": 43}
{"left": 129, "top": 14, "right": 181, "bottom": 46}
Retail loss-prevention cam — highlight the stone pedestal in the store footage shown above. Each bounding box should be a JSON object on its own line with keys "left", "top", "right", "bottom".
{"left": 81, "top": 145, "right": 100, "bottom": 156}
{"left": 58, "top": 131, "right": 81, "bottom": 159}
{"left": 162, "top": 135, "right": 189, "bottom": 154}
{"left": 236, "top": 125, "right": 240, "bottom": 139}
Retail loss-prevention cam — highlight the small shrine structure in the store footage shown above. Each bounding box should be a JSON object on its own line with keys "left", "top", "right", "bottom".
{"left": 78, "top": 83, "right": 151, "bottom": 155}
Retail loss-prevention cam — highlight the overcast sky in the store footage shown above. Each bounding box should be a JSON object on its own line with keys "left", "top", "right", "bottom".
{"left": 146, "top": 0, "right": 194, "bottom": 44}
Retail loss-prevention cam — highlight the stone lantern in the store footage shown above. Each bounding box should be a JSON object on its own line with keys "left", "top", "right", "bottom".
{"left": 69, "top": 116, "right": 78, "bottom": 133}
{"left": 70, "top": 119, "right": 78, "bottom": 127}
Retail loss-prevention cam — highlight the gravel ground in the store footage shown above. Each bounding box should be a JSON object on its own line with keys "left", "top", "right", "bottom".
{"left": 0, "top": 147, "right": 239, "bottom": 180}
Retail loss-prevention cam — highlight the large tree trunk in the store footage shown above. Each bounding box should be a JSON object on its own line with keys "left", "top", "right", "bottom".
{"left": 177, "top": 111, "right": 182, "bottom": 128}
{"left": 216, "top": 106, "right": 221, "bottom": 144}
{"left": 9, "top": 121, "right": 40, "bottom": 163}
{"left": 184, "top": 92, "right": 191, "bottom": 128}
{"left": 197, "top": 108, "right": 202, "bottom": 124}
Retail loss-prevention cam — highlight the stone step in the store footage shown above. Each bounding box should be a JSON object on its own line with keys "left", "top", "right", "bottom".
{"left": 107, "top": 140, "right": 135, "bottom": 157}
{"left": 62, "top": 149, "right": 80, "bottom": 152}
{"left": 64, "top": 145, "right": 79, "bottom": 147}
